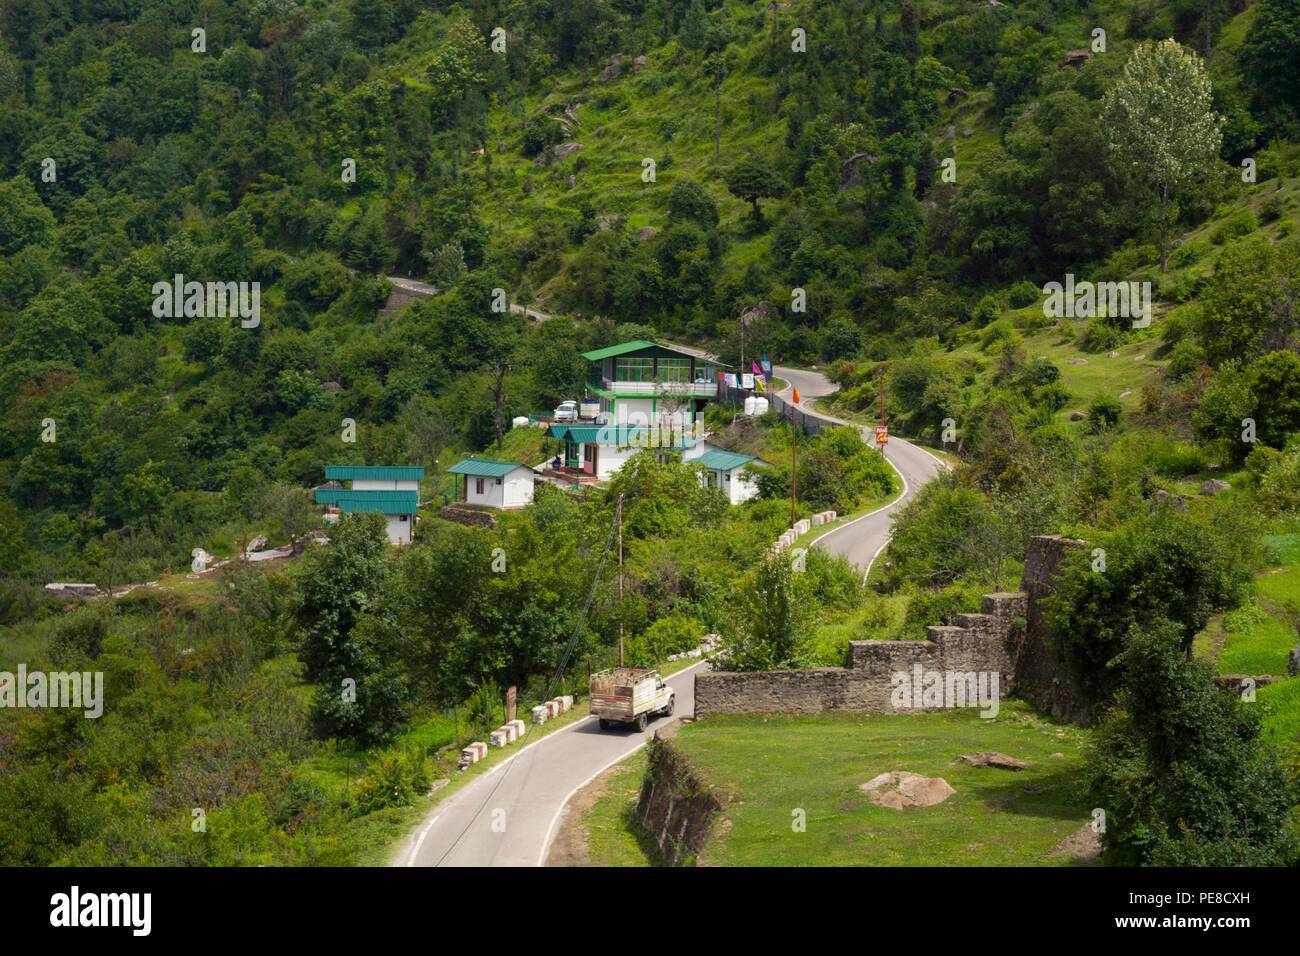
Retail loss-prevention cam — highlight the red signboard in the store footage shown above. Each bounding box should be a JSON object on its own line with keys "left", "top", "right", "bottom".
{"left": 875, "top": 426, "right": 889, "bottom": 444}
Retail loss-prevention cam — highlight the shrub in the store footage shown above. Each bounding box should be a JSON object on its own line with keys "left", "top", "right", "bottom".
{"left": 1211, "top": 208, "right": 1258, "bottom": 245}
{"left": 1088, "top": 394, "right": 1123, "bottom": 430}
{"left": 1169, "top": 239, "right": 1210, "bottom": 269}
{"left": 1008, "top": 279, "right": 1040, "bottom": 309}
{"left": 1166, "top": 339, "right": 1206, "bottom": 380}
{"left": 1078, "top": 319, "right": 1123, "bottom": 352}
{"left": 979, "top": 319, "right": 1013, "bottom": 352}
{"left": 973, "top": 294, "right": 999, "bottom": 324}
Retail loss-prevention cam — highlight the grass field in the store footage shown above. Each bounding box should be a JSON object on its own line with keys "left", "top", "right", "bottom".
{"left": 585, "top": 702, "right": 1093, "bottom": 866}
{"left": 1215, "top": 533, "right": 1300, "bottom": 677}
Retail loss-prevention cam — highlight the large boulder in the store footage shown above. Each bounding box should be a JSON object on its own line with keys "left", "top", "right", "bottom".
{"left": 859, "top": 771, "right": 955, "bottom": 809}
{"left": 245, "top": 534, "right": 269, "bottom": 554}
{"left": 1201, "top": 479, "right": 1230, "bottom": 495}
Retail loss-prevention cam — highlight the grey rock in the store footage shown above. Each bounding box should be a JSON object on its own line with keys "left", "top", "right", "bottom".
{"left": 1201, "top": 479, "right": 1230, "bottom": 495}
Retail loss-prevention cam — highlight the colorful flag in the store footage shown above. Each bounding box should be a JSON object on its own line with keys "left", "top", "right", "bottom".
{"left": 793, "top": 387, "right": 801, "bottom": 404}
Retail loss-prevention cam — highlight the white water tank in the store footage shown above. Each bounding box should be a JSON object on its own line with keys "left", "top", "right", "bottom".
{"left": 753, "top": 397, "right": 769, "bottom": 415}
{"left": 743, "top": 396, "right": 757, "bottom": 415}
{"left": 511, "top": 416, "right": 529, "bottom": 428}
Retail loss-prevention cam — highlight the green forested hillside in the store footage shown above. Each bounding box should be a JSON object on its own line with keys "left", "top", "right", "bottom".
{"left": 2, "top": 0, "right": 1300, "bottom": 867}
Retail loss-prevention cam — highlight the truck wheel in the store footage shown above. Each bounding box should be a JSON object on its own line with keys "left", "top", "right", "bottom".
{"left": 598, "top": 718, "right": 609, "bottom": 730}
{"left": 636, "top": 713, "right": 648, "bottom": 732}
{"left": 665, "top": 696, "right": 675, "bottom": 717}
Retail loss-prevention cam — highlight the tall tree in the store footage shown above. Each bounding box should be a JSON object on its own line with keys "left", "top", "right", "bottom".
{"left": 1101, "top": 40, "right": 1223, "bottom": 273}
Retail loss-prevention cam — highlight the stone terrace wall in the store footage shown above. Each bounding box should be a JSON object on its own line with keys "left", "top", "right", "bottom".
{"left": 1008, "top": 535, "right": 1097, "bottom": 725}
{"left": 695, "top": 592, "right": 1027, "bottom": 718}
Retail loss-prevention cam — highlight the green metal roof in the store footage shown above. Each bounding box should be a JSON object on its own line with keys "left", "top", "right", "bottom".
{"left": 696, "top": 450, "right": 762, "bottom": 471}
{"left": 314, "top": 489, "right": 419, "bottom": 513}
{"left": 547, "top": 424, "right": 648, "bottom": 445}
{"left": 580, "top": 340, "right": 707, "bottom": 362}
{"left": 445, "top": 458, "right": 531, "bottom": 478}
{"left": 325, "top": 465, "right": 425, "bottom": 481}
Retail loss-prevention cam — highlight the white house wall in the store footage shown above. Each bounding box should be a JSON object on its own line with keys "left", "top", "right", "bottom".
{"left": 465, "top": 479, "right": 506, "bottom": 509}
{"left": 503, "top": 470, "right": 535, "bottom": 508}
{"left": 384, "top": 514, "right": 413, "bottom": 543}
{"left": 352, "top": 478, "right": 420, "bottom": 492}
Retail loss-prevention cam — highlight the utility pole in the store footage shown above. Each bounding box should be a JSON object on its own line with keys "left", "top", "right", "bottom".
{"left": 617, "top": 492, "right": 624, "bottom": 667}
{"left": 879, "top": 372, "right": 886, "bottom": 459}
{"left": 791, "top": 388, "right": 800, "bottom": 528}
{"left": 739, "top": 310, "right": 745, "bottom": 374}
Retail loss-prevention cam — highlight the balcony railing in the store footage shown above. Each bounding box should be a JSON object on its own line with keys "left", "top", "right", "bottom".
{"left": 598, "top": 379, "right": 718, "bottom": 396}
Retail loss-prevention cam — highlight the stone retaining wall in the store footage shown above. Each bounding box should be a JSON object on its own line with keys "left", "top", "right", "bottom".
{"left": 695, "top": 592, "right": 1027, "bottom": 718}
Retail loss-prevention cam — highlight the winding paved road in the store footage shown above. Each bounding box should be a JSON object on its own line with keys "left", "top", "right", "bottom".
{"left": 401, "top": 660, "right": 705, "bottom": 868}
{"left": 398, "top": 354, "right": 946, "bottom": 868}
{"left": 772, "top": 365, "right": 947, "bottom": 576}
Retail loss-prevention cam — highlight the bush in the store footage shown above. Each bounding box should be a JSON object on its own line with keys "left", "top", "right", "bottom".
{"left": 1078, "top": 319, "right": 1122, "bottom": 352}
{"left": 1085, "top": 622, "right": 1297, "bottom": 866}
{"left": 1088, "top": 394, "right": 1122, "bottom": 430}
{"left": 625, "top": 614, "right": 705, "bottom": 665}
{"left": 1169, "top": 239, "right": 1210, "bottom": 269}
{"left": 351, "top": 746, "right": 430, "bottom": 815}
{"left": 978, "top": 319, "right": 1013, "bottom": 352}
{"left": 1211, "top": 208, "right": 1258, "bottom": 245}
{"left": 973, "top": 294, "right": 999, "bottom": 324}
{"left": 1008, "top": 279, "right": 1040, "bottom": 309}
{"left": 1166, "top": 339, "right": 1206, "bottom": 380}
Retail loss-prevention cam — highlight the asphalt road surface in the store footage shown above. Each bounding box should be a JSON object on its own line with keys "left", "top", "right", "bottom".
{"left": 772, "top": 364, "right": 947, "bottom": 576}
{"left": 401, "top": 660, "right": 706, "bottom": 868}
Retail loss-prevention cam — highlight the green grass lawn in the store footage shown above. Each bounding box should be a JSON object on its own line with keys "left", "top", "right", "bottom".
{"left": 584, "top": 751, "right": 660, "bottom": 867}
{"left": 1216, "top": 533, "right": 1300, "bottom": 676}
{"left": 586, "top": 702, "right": 1093, "bottom": 866}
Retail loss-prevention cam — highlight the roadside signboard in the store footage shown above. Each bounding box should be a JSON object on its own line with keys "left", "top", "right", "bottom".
{"left": 506, "top": 685, "right": 517, "bottom": 723}
{"left": 875, "top": 426, "right": 889, "bottom": 445}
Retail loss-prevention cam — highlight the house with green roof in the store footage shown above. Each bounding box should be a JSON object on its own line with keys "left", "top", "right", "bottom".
{"left": 581, "top": 340, "right": 722, "bottom": 431}
{"left": 446, "top": 458, "right": 535, "bottom": 509}
{"left": 314, "top": 465, "right": 424, "bottom": 543}
{"left": 544, "top": 422, "right": 705, "bottom": 481}
{"left": 688, "top": 448, "right": 769, "bottom": 505}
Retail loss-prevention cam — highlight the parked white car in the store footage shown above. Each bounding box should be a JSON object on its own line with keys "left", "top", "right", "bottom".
{"left": 554, "top": 400, "right": 579, "bottom": 421}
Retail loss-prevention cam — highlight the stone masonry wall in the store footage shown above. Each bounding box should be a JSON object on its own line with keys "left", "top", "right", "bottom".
{"left": 1008, "top": 535, "right": 1096, "bottom": 725}
{"left": 695, "top": 535, "right": 1106, "bottom": 725}
{"left": 695, "top": 592, "right": 1028, "bottom": 718}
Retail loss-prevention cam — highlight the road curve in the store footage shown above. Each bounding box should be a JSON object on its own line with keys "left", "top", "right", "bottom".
{"left": 771, "top": 364, "right": 947, "bottom": 576}
{"left": 400, "top": 660, "right": 706, "bottom": 868}
{"left": 672, "top": 348, "right": 949, "bottom": 576}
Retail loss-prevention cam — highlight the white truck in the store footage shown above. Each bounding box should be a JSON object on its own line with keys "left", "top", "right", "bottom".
{"left": 589, "top": 666, "right": 674, "bottom": 731}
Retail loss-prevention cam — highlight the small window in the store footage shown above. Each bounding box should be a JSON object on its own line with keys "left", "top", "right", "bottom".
{"left": 495, "top": 477, "right": 502, "bottom": 485}
{"left": 399, "top": 514, "right": 408, "bottom": 522}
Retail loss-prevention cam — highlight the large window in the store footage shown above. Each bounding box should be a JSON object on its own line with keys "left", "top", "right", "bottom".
{"left": 615, "top": 357, "right": 654, "bottom": 382}
{"left": 658, "top": 358, "right": 690, "bottom": 383}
